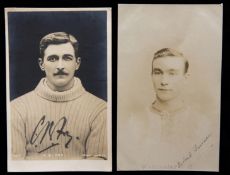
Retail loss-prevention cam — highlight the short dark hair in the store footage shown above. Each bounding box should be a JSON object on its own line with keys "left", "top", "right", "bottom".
{"left": 39, "top": 32, "right": 79, "bottom": 59}
{"left": 151, "top": 48, "right": 189, "bottom": 74}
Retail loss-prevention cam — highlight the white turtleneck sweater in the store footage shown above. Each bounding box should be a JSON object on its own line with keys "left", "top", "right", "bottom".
{"left": 11, "top": 77, "right": 107, "bottom": 160}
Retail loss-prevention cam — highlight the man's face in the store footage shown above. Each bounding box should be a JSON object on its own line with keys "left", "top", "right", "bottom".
{"left": 152, "top": 56, "right": 187, "bottom": 102}
{"left": 39, "top": 42, "right": 80, "bottom": 91}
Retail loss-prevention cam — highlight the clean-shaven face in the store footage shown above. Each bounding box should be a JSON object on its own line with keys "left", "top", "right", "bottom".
{"left": 152, "top": 56, "right": 187, "bottom": 102}
{"left": 40, "top": 42, "right": 80, "bottom": 91}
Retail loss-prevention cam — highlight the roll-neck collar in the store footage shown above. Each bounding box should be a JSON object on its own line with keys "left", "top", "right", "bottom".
{"left": 34, "top": 77, "right": 86, "bottom": 102}
{"left": 151, "top": 100, "right": 187, "bottom": 117}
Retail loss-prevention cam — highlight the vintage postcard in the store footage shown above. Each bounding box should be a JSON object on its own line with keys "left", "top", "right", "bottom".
{"left": 5, "top": 8, "right": 112, "bottom": 172}
{"left": 117, "top": 4, "right": 222, "bottom": 171}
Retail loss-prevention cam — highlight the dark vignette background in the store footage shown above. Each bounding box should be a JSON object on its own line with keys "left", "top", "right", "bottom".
{"left": 8, "top": 11, "right": 107, "bottom": 101}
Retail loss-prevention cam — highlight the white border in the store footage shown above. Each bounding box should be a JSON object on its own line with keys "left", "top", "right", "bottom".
{"left": 5, "top": 7, "right": 112, "bottom": 172}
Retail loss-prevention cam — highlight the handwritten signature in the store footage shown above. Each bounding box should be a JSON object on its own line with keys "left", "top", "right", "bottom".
{"left": 176, "top": 133, "right": 211, "bottom": 168}
{"left": 30, "top": 115, "right": 79, "bottom": 153}
{"left": 142, "top": 133, "right": 212, "bottom": 169}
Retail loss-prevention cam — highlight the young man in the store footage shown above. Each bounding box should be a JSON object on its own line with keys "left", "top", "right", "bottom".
{"left": 118, "top": 48, "right": 213, "bottom": 170}
{"left": 11, "top": 32, "right": 107, "bottom": 160}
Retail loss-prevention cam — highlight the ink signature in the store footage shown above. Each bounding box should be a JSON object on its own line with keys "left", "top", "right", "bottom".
{"left": 141, "top": 133, "right": 212, "bottom": 169}
{"left": 30, "top": 115, "right": 78, "bottom": 153}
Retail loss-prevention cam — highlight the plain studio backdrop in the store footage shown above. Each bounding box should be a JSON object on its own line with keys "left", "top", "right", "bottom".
{"left": 8, "top": 10, "right": 107, "bottom": 101}
{"left": 117, "top": 4, "right": 222, "bottom": 170}
{"left": 118, "top": 4, "right": 222, "bottom": 126}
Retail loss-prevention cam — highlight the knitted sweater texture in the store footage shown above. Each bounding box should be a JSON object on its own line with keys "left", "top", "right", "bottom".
{"left": 11, "top": 77, "right": 107, "bottom": 160}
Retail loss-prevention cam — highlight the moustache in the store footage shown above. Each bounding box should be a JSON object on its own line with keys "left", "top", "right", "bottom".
{"left": 53, "top": 70, "right": 69, "bottom": 76}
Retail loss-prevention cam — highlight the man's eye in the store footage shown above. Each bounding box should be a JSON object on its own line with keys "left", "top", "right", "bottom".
{"left": 153, "top": 71, "right": 162, "bottom": 75}
{"left": 63, "top": 56, "right": 73, "bottom": 61}
{"left": 47, "top": 56, "right": 58, "bottom": 62}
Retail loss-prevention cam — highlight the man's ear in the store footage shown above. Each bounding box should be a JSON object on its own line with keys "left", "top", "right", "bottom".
{"left": 38, "top": 58, "right": 45, "bottom": 71}
{"left": 75, "top": 57, "right": 81, "bottom": 70}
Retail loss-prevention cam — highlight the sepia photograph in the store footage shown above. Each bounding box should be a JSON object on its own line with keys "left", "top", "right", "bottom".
{"left": 5, "top": 8, "right": 112, "bottom": 172}
{"left": 117, "top": 4, "right": 222, "bottom": 171}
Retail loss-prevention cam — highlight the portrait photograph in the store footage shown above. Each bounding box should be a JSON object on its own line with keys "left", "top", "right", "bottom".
{"left": 117, "top": 4, "right": 222, "bottom": 171}
{"left": 5, "top": 8, "right": 112, "bottom": 172}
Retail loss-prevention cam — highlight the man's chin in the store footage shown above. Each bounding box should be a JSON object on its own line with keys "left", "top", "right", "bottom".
{"left": 48, "top": 80, "right": 74, "bottom": 91}
{"left": 157, "top": 94, "right": 175, "bottom": 102}
{"left": 54, "top": 80, "right": 68, "bottom": 86}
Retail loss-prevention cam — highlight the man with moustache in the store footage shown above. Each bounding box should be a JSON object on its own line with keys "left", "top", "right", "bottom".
{"left": 11, "top": 32, "right": 107, "bottom": 160}
{"left": 118, "top": 48, "right": 212, "bottom": 170}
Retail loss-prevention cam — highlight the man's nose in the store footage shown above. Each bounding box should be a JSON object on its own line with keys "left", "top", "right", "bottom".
{"left": 57, "top": 59, "right": 64, "bottom": 69}
{"left": 160, "top": 75, "right": 169, "bottom": 86}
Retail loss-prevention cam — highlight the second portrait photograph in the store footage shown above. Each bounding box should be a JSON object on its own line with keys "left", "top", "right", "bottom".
{"left": 117, "top": 4, "right": 222, "bottom": 171}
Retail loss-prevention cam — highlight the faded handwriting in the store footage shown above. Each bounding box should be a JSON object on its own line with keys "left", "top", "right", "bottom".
{"left": 193, "top": 133, "right": 211, "bottom": 152}
{"left": 176, "top": 151, "right": 192, "bottom": 168}
{"left": 142, "top": 133, "right": 212, "bottom": 169}
{"left": 176, "top": 133, "right": 211, "bottom": 168}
